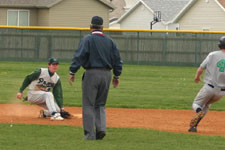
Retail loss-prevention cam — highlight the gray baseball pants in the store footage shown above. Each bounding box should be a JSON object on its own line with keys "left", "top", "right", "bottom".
{"left": 82, "top": 69, "right": 111, "bottom": 140}
{"left": 192, "top": 83, "right": 225, "bottom": 116}
{"left": 27, "top": 91, "right": 60, "bottom": 116}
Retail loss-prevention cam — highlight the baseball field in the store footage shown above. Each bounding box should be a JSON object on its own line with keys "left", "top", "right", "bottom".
{"left": 1, "top": 61, "right": 225, "bottom": 150}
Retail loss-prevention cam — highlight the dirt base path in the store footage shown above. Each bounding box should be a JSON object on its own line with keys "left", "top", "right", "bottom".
{"left": 1, "top": 104, "right": 225, "bottom": 137}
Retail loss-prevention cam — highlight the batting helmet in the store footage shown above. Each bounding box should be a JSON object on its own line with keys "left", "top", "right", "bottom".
{"left": 218, "top": 36, "right": 225, "bottom": 49}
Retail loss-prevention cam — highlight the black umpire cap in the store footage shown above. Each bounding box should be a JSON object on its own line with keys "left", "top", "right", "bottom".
{"left": 91, "top": 16, "right": 103, "bottom": 25}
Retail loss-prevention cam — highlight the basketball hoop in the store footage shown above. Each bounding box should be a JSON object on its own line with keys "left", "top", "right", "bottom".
{"left": 153, "top": 11, "right": 161, "bottom": 22}
{"left": 150, "top": 11, "right": 161, "bottom": 29}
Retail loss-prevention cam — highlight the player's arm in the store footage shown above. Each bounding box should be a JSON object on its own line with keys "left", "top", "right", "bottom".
{"left": 16, "top": 69, "right": 41, "bottom": 99}
{"left": 53, "top": 79, "right": 63, "bottom": 109}
{"left": 111, "top": 41, "right": 123, "bottom": 88}
{"left": 194, "top": 53, "right": 209, "bottom": 83}
{"left": 194, "top": 67, "right": 204, "bottom": 83}
{"left": 111, "top": 41, "right": 122, "bottom": 77}
{"left": 69, "top": 37, "right": 89, "bottom": 85}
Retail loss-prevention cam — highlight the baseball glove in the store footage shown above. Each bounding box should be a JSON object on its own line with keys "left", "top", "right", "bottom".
{"left": 23, "top": 96, "right": 28, "bottom": 101}
{"left": 60, "top": 110, "right": 72, "bottom": 119}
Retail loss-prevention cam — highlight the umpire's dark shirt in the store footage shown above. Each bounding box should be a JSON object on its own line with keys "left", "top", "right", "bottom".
{"left": 70, "top": 30, "right": 122, "bottom": 77}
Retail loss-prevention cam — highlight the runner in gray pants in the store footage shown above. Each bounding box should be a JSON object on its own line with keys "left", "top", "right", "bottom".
{"left": 188, "top": 36, "right": 225, "bottom": 132}
{"left": 69, "top": 16, "right": 123, "bottom": 140}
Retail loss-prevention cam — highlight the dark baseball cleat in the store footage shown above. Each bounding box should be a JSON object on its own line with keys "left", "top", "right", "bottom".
{"left": 190, "top": 111, "right": 204, "bottom": 128}
{"left": 83, "top": 131, "right": 96, "bottom": 140}
{"left": 96, "top": 131, "right": 106, "bottom": 140}
{"left": 188, "top": 126, "right": 197, "bottom": 132}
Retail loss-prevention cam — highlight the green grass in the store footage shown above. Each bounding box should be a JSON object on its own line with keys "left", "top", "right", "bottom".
{"left": 1, "top": 61, "right": 225, "bottom": 110}
{"left": 1, "top": 123, "right": 225, "bottom": 150}
{"left": 1, "top": 61, "right": 225, "bottom": 150}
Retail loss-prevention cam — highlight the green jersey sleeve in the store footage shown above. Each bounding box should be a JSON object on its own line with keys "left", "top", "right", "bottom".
{"left": 53, "top": 79, "right": 63, "bottom": 108}
{"left": 19, "top": 69, "right": 41, "bottom": 93}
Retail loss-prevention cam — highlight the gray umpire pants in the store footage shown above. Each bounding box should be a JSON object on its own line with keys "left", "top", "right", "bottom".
{"left": 82, "top": 69, "right": 111, "bottom": 140}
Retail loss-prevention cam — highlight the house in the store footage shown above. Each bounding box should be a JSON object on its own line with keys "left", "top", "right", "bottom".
{"left": 109, "top": 0, "right": 139, "bottom": 22}
{"left": 170, "top": 0, "right": 225, "bottom": 31}
{"left": 0, "top": 0, "right": 114, "bottom": 27}
{"left": 109, "top": 0, "right": 139, "bottom": 28}
{"left": 109, "top": 0, "right": 126, "bottom": 23}
{"left": 123, "top": 0, "right": 139, "bottom": 11}
{"left": 110, "top": 0, "right": 190, "bottom": 29}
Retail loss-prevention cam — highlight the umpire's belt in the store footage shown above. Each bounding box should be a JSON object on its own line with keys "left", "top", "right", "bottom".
{"left": 208, "top": 84, "right": 225, "bottom": 91}
{"left": 86, "top": 67, "right": 110, "bottom": 71}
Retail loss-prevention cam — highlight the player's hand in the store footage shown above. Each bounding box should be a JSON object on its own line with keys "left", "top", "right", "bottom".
{"left": 112, "top": 78, "right": 119, "bottom": 88}
{"left": 16, "top": 92, "right": 23, "bottom": 100}
{"left": 61, "top": 107, "right": 65, "bottom": 112}
{"left": 194, "top": 77, "right": 201, "bottom": 83}
{"left": 69, "top": 74, "right": 75, "bottom": 85}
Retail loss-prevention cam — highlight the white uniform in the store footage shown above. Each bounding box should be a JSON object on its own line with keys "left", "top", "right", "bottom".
{"left": 193, "top": 50, "right": 225, "bottom": 114}
{"left": 27, "top": 68, "right": 61, "bottom": 116}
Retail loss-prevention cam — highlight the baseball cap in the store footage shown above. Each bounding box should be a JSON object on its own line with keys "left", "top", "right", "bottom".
{"left": 48, "top": 57, "right": 59, "bottom": 65}
{"left": 91, "top": 16, "right": 103, "bottom": 25}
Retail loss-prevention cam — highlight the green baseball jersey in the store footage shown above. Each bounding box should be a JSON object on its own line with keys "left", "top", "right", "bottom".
{"left": 200, "top": 50, "right": 225, "bottom": 88}
{"left": 19, "top": 68, "right": 63, "bottom": 108}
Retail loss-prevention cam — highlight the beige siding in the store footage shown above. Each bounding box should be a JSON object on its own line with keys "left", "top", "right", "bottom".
{"left": 38, "top": 9, "right": 49, "bottom": 26}
{"left": 29, "top": 9, "right": 38, "bottom": 26}
{"left": 120, "top": 4, "right": 166, "bottom": 29}
{"left": 0, "top": 8, "right": 38, "bottom": 26}
{"left": 49, "top": 0, "right": 110, "bottom": 27}
{"left": 178, "top": 0, "right": 225, "bottom": 31}
{"left": 0, "top": 8, "right": 7, "bottom": 25}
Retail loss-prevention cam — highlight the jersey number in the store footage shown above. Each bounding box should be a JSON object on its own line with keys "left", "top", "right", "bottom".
{"left": 217, "top": 59, "right": 225, "bottom": 72}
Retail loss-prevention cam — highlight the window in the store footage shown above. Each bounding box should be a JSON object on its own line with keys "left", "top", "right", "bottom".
{"left": 7, "top": 10, "right": 29, "bottom": 26}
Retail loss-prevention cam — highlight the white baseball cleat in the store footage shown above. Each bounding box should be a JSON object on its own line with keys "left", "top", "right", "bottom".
{"left": 50, "top": 113, "right": 64, "bottom": 121}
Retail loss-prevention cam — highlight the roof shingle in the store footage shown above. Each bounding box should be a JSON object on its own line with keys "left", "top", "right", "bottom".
{"left": 0, "top": 0, "right": 63, "bottom": 8}
{"left": 0, "top": 0, "right": 114, "bottom": 9}
{"left": 109, "top": 0, "right": 126, "bottom": 21}
{"left": 218, "top": 0, "right": 225, "bottom": 8}
{"left": 142, "top": 0, "right": 190, "bottom": 22}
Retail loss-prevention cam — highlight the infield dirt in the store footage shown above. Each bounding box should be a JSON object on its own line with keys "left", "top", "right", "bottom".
{"left": 1, "top": 104, "right": 225, "bottom": 137}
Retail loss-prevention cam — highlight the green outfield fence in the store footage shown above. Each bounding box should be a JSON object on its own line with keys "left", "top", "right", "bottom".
{"left": 0, "top": 26, "right": 225, "bottom": 66}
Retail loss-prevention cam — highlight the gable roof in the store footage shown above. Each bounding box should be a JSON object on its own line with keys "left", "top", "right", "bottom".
{"left": 116, "top": 0, "right": 190, "bottom": 24}
{"left": 109, "top": 0, "right": 126, "bottom": 22}
{"left": 171, "top": 0, "right": 225, "bottom": 23}
{"left": 0, "top": 0, "right": 115, "bottom": 9}
{"left": 124, "top": 0, "right": 139, "bottom": 9}
{"left": 98, "top": 0, "right": 115, "bottom": 9}
{"left": 142, "top": 0, "right": 190, "bottom": 22}
{"left": 215, "top": 0, "right": 225, "bottom": 11}
{"left": 217, "top": 0, "right": 225, "bottom": 8}
{"left": 0, "top": 0, "right": 63, "bottom": 8}
{"left": 116, "top": 0, "right": 154, "bottom": 24}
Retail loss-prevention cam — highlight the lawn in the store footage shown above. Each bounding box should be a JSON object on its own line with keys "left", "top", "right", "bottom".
{"left": 1, "top": 123, "right": 225, "bottom": 150}
{"left": 1, "top": 61, "right": 225, "bottom": 110}
{"left": 1, "top": 61, "right": 225, "bottom": 150}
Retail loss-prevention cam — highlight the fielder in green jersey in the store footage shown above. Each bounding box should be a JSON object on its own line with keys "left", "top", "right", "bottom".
{"left": 16, "top": 58, "right": 64, "bottom": 121}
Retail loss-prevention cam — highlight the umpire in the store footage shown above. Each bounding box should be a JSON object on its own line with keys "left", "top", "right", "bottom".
{"left": 69, "top": 16, "right": 123, "bottom": 140}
